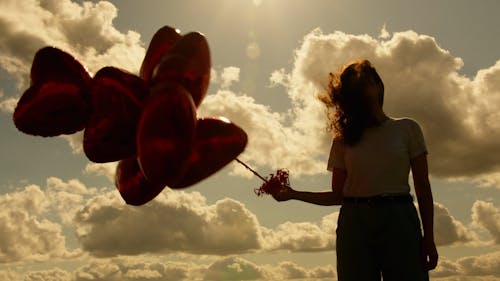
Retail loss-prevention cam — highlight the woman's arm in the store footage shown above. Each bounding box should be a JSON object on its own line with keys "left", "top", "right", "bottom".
{"left": 410, "top": 153, "right": 438, "bottom": 270}
{"left": 272, "top": 168, "right": 346, "bottom": 206}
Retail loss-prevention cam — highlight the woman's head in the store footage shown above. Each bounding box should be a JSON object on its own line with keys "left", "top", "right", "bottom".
{"left": 320, "top": 59, "right": 385, "bottom": 145}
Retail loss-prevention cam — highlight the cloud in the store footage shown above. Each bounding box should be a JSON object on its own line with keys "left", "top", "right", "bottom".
{"left": 269, "top": 68, "right": 290, "bottom": 87}
{"left": 0, "top": 177, "right": 104, "bottom": 263}
{"left": 203, "top": 256, "right": 266, "bottom": 280}
{"left": 261, "top": 212, "right": 338, "bottom": 252}
{"left": 74, "top": 258, "right": 191, "bottom": 281}
{"left": 471, "top": 200, "right": 500, "bottom": 244}
{"left": 430, "top": 251, "right": 500, "bottom": 281}
{"left": 0, "top": 89, "right": 17, "bottom": 113}
{"left": 205, "top": 28, "right": 500, "bottom": 185}
{"left": 1, "top": 255, "right": 339, "bottom": 281}
{"left": 0, "top": 178, "right": 488, "bottom": 267}
{"left": 45, "top": 177, "right": 96, "bottom": 224}
{"left": 277, "top": 261, "right": 336, "bottom": 280}
{"left": 434, "top": 202, "right": 475, "bottom": 246}
{"left": 83, "top": 162, "right": 117, "bottom": 182}
{"left": 73, "top": 179, "right": 341, "bottom": 256}
{"left": 431, "top": 251, "right": 500, "bottom": 280}
{"left": 0, "top": 184, "right": 73, "bottom": 263}
{"left": 431, "top": 257, "right": 461, "bottom": 278}
{"left": 457, "top": 251, "right": 500, "bottom": 277}
{"left": 378, "top": 24, "right": 390, "bottom": 39}
{"left": 198, "top": 90, "right": 327, "bottom": 177}
{"left": 1, "top": 1, "right": 499, "bottom": 186}
{"left": 0, "top": 270, "right": 21, "bottom": 281}
{"left": 0, "top": 0, "right": 147, "bottom": 154}
{"left": 73, "top": 190, "right": 263, "bottom": 256}
{"left": 219, "top": 66, "right": 241, "bottom": 89}
{"left": 24, "top": 268, "right": 73, "bottom": 281}
{"left": 198, "top": 28, "right": 500, "bottom": 183}
{"left": 275, "top": 28, "right": 500, "bottom": 183}
{"left": 3, "top": 258, "right": 194, "bottom": 281}
{"left": 59, "top": 132, "right": 84, "bottom": 154}
{"left": 0, "top": 0, "right": 144, "bottom": 86}
{"left": 202, "top": 256, "right": 336, "bottom": 281}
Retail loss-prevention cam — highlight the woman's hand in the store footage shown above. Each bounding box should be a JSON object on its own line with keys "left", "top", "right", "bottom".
{"left": 271, "top": 184, "right": 295, "bottom": 202}
{"left": 421, "top": 236, "right": 438, "bottom": 271}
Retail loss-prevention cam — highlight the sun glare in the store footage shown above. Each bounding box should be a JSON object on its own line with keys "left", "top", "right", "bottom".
{"left": 252, "top": 0, "right": 263, "bottom": 7}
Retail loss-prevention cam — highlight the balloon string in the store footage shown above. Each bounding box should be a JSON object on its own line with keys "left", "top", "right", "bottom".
{"left": 235, "top": 158, "right": 268, "bottom": 182}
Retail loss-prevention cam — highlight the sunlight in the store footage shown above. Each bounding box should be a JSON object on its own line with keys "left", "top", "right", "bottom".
{"left": 252, "top": 0, "right": 263, "bottom": 7}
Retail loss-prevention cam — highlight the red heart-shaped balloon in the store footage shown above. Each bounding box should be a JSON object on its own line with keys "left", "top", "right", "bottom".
{"left": 115, "top": 157, "right": 166, "bottom": 206}
{"left": 13, "top": 82, "right": 89, "bottom": 136}
{"left": 151, "top": 32, "right": 210, "bottom": 107}
{"left": 30, "top": 46, "right": 91, "bottom": 87}
{"left": 92, "top": 66, "right": 150, "bottom": 102}
{"left": 140, "top": 26, "right": 181, "bottom": 82}
{"left": 83, "top": 67, "right": 148, "bottom": 163}
{"left": 13, "top": 47, "right": 91, "bottom": 137}
{"left": 136, "top": 82, "right": 197, "bottom": 187}
{"left": 171, "top": 117, "right": 248, "bottom": 189}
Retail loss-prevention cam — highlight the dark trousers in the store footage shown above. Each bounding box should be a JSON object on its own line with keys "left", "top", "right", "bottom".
{"left": 336, "top": 200, "right": 429, "bottom": 281}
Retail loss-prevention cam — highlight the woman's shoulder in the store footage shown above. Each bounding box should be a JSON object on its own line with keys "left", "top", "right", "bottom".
{"left": 389, "top": 116, "right": 421, "bottom": 128}
{"left": 388, "top": 117, "right": 425, "bottom": 138}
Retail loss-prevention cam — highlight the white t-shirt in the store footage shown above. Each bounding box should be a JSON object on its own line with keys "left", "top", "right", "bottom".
{"left": 327, "top": 117, "right": 427, "bottom": 197}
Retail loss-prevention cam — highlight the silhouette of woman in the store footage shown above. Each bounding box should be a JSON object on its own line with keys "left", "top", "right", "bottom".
{"left": 272, "top": 59, "right": 438, "bottom": 281}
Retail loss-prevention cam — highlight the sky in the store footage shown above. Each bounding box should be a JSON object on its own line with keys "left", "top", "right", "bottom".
{"left": 0, "top": 0, "right": 499, "bottom": 280}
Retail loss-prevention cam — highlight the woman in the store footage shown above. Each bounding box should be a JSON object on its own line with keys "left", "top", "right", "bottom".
{"left": 273, "top": 59, "right": 438, "bottom": 281}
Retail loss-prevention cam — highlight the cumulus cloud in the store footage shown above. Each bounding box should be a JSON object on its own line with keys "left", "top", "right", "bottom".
{"left": 219, "top": 66, "right": 241, "bottom": 89}
{"left": 202, "top": 256, "right": 336, "bottom": 281}
{"left": 434, "top": 202, "right": 475, "bottom": 246}
{"left": 0, "top": 177, "right": 106, "bottom": 263}
{"left": 198, "top": 90, "right": 326, "bottom": 176}
{"left": 1, "top": 177, "right": 484, "bottom": 265}
{"left": 2, "top": 258, "right": 194, "bottom": 281}
{"left": 0, "top": 90, "right": 17, "bottom": 113}
{"left": 0, "top": 184, "right": 74, "bottom": 263}
{"left": 83, "top": 162, "right": 117, "bottom": 182}
{"left": 0, "top": 255, "right": 339, "bottom": 281}
{"left": 457, "top": 251, "right": 500, "bottom": 277}
{"left": 261, "top": 212, "right": 338, "bottom": 252}
{"left": 273, "top": 28, "right": 500, "bottom": 183}
{"left": 73, "top": 182, "right": 340, "bottom": 256}
{"left": 0, "top": 0, "right": 144, "bottom": 85}
{"left": 24, "top": 268, "right": 73, "bottom": 281}
{"left": 277, "top": 261, "right": 335, "bottom": 280}
{"left": 204, "top": 28, "right": 500, "bottom": 185}
{"left": 0, "top": 270, "right": 21, "bottom": 281}
{"left": 45, "top": 177, "right": 95, "bottom": 224}
{"left": 73, "top": 190, "right": 263, "bottom": 256}
{"left": 60, "top": 132, "right": 84, "bottom": 155}
{"left": 269, "top": 68, "right": 290, "bottom": 87}
{"left": 0, "top": 0, "right": 147, "bottom": 153}
{"left": 203, "top": 256, "right": 266, "bottom": 280}
{"left": 74, "top": 258, "right": 190, "bottom": 281}
{"left": 1, "top": 1, "right": 499, "bottom": 186}
{"left": 431, "top": 257, "right": 461, "bottom": 278}
{"left": 431, "top": 251, "right": 500, "bottom": 280}
{"left": 472, "top": 200, "right": 500, "bottom": 244}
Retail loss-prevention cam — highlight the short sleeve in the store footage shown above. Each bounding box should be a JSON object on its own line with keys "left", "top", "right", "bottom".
{"left": 327, "top": 138, "right": 345, "bottom": 171}
{"left": 408, "top": 120, "right": 428, "bottom": 159}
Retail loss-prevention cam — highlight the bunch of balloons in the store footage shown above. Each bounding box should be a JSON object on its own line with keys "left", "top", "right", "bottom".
{"left": 13, "top": 26, "right": 248, "bottom": 205}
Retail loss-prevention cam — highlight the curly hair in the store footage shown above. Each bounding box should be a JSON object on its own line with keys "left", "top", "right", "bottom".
{"left": 319, "top": 59, "right": 384, "bottom": 145}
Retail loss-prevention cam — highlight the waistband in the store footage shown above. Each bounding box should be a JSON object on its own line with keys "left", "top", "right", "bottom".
{"left": 342, "top": 194, "right": 413, "bottom": 205}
